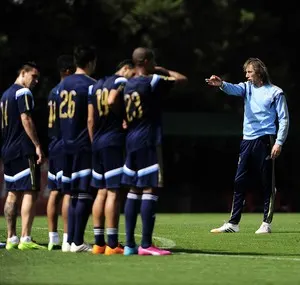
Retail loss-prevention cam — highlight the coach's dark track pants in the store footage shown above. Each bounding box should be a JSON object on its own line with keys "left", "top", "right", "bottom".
{"left": 229, "top": 135, "right": 276, "bottom": 224}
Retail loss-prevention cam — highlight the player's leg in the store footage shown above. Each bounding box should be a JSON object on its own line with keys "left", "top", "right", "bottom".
{"left": 90, "top": 149, "right": 107, "bottom": 254}
{"left": 69, "top": 150, "right": 93, "bottom": 252}
{"left": 17, "top": 156, "right": 45, "bottom": 250}
{"left": 20, "top": 191, "right": 38, "bottom": 240}
{"left": 62, "top": 153, "right": 74, "bottom": 252}
{"left": 47, "top": 156, "right": 63, "bottom": 250}
{"left": 91, "top": 189, "right": 107, "bottom": 254}
{"left": 102, "top": 146, "right": 124, "bottom": 255}
{"left": 253, "top": 135, "right": 275, "bottom": 234}
{"left": 61, "top": 193, "right": 70, "bottom": 246}
{"left": 211, "top": 140, "right": 253, "bottom": 233}
{"left": 4, "top": 190, "right": 22, "bottom": 250}
{"left": 135, "top": 146, "right": 171, "bottom": 255}
{"left": 4, "top": 156, "right": 44, "bottom": 250}
{"left": 47, "top": 190, "right": 62, "bottom": 249}
{"left": 122, "top": 150, "right": 141, "bottom": 255}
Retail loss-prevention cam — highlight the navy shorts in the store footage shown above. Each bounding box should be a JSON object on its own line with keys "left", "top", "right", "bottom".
{"left": 4, "top": 155, "right": 40, "bottom": 191}
{"left": 91, "top": 146, "right": 124, "bottom": 189}
{"left": 61, "top": 150, "right": 92, "bottom": 193}
{"left": 47, "top": 154, "right": 63, "bottom": 191}
{"left": 122, "top": 146, "right": 163, "bottom": 188}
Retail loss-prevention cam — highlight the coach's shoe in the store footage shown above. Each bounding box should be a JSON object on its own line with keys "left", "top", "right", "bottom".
{"left": 138, "top": 245, "right": 171, "bottom": 256}
{"left": 210, "top": 222, "right": 239, "bottom": 233}
{"left": 48, "top": 242, "right": 61, "bottom": 251}
{"left": 61, "top": 242, "right": 71, "bottom": 252}
{"left": 92, "top": 244, "right": 106, "bottom": 255}
{"left": 104, "top": 245, "right": 124, "bottom": 255}
{"left": 124, "top": 245, "right": 138, "bottom": 256}
{"left": 70, "top": 242, "right": 92, "bottom": 253}
{"left": 18, "top": 241, "right": 47, "bottom": 250}
{"left": 255, "top": 222, "right": 271, "bottom": 234}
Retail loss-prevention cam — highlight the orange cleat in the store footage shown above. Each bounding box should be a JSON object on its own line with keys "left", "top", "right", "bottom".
{"left": 104, "top": 245, "right": 124, "bottom": 255}
{"left": 92, "top": 244, "right": 106, "bottom": 255}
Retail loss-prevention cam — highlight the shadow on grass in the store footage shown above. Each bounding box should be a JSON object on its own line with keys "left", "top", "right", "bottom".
{"left": 171, "top": 248, "right": 300, "bottom": 257}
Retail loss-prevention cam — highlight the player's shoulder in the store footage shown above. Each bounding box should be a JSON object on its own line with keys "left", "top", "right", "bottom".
{"left": 104, "top": 74, "right": 127, "bottom": 88}
{"left": 95, "top": 76, "right": 106, "bottom": 87}
{"left": 15, "top": 85, "right": 32, "bottom": 99}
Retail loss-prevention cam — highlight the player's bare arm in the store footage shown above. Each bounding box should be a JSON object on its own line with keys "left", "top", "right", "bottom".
{"left": 154, "top": 66, "right": 187, "bottom": 84}
{"left": 20, "top": 112, "right": 44, "bottom": 164}
{"left": 87, "top": 104, "right": 94, "bottom": 142}
{"left": 108, "top": 87, "right": 123, "bottom": 114}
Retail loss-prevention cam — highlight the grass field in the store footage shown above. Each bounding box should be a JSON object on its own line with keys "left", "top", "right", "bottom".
{"left": 0, "top": 213, "right": 300, "bottom": 285}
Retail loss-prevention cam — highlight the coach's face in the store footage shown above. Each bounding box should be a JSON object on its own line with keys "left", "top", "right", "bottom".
{"left": 22, "top": 68, "right": 39, "bottom": 89}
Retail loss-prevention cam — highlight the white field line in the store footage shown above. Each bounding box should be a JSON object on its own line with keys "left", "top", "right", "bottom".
{"left": 27, "top": 227, "right": 300, "bottom": 262}
{"left": 176, "top": 252, "right": 300, "bottom": 262}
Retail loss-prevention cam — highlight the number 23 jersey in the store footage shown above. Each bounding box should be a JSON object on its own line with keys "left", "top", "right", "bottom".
{"left": 123, "top": 74, "right": 174, "bottom": 152}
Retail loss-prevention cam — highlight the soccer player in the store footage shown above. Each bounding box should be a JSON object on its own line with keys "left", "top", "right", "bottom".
{"left": 58, "top": 45, "right": 97, "bottom": 252}
{"left": 206, "top": 57, "right": 289, "bottom": 234}
{"left": 47, "top": 55, "right": 75, "bottom": 251}
{"left": 122, "top": 47, "right": 187, "bottom": 255}
{"left": 88, "top": 59, "right": 135, "bottom": 255}
{"left": 1, "top": 62, "right": 45, "bottom": 250}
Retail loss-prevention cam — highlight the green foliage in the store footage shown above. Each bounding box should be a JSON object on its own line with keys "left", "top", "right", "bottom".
{"left": 0, "top": 0, "right": 298, "bottom": 116}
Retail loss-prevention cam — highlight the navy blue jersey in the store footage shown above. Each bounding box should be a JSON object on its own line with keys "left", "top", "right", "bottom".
{"left": 0, "top": 84, "right": 35, "bottom": 162}
{"left": 123, "top": 74, "right": 174, "bottom": 151}
{"left": 48, "top": 83, "right": 62, "bottom": 156}
{"left": 58, "top": 74, "right": 96, "bottom": 153}
{"left": 89, "top": 74, "right": 126, "bottom": 150}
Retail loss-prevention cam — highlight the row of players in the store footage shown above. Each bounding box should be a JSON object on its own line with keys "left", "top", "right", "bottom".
{"left": 1, "top": 45, "right": 289, "bottom": 254}
{"left": 1, "top": 45, "right": 187, "bottom": 255}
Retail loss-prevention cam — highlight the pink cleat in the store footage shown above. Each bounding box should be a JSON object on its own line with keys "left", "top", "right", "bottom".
{"left": 138, "top": 245, "right": 172, "bottom": 256}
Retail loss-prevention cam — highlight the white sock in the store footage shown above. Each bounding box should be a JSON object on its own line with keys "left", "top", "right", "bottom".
{"left": 49, "top": 232, "right": 60, "bottom": 244}
{"left": 8, "top": 235, "right": 19, "bottom": 244}
{"left": 20, "top": 236, "right": 31, "bottom": 243}
{"left": 63, "top": 233, "right": 68, "bottom": 244}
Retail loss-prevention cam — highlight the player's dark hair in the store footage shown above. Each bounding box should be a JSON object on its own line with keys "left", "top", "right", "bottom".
{"left": 243, "top": 58, "right": 271, "bottom": 85}
{"left": 73, "top": 45, "right": 97, "bottom": 69}
{"left": 18, "top": 61, "right": 38, "bottom": 75}
{"left": 57, "top": 54, "right": 76, "bottom": 73}
{"left": 116, "top": 59, "right": 134, "bottom": 71}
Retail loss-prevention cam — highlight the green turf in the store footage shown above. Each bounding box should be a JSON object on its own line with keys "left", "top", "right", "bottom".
{"left": 1, "top": 213, "right": 300, "bottom": 285}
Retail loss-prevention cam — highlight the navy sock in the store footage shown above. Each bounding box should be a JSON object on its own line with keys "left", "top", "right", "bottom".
{"left": 67, "top": 196, "right": 77, "bottom": 244}
{"left": 73, "top": 193, "right": 93, "bottom": 246}
{"left": 140, "top": 194, "right": 158, "bottom": 248}
{"left": 124, "top": 193, "right": 141, "bottom": 248}
{"left": 107, "top": 228, "right": 118, "bottom": 248}
{"left": 93, "top": 227, "right": 105, "bottom": 246}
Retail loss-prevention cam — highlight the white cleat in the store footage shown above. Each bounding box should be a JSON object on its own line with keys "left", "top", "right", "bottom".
{"left": 70, "top": 242, "right": 92, "bottom": 252}
{"left": 61, "top": 242, "right": 71, "bottom": 252}
{"left": 210, "top": 222, "right": 240, "bottom": 233}
{"left": 255, "top": 222, "right": 271, "bottom": 234}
